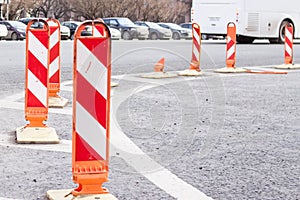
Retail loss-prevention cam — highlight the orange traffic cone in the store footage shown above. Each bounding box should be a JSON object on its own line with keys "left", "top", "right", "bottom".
{"left": 154, "top": 57, "right": 165, "bottom": 72}
{"left": 141, "top": 57, "right": 177, "bottom": 79}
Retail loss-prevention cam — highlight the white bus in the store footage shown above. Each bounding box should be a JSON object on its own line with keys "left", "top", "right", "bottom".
{"left": 191, "top": 0, "right": 300, "bottom": 43}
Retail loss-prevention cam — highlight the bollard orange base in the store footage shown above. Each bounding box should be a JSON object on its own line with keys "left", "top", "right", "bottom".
{"left": 16, "top": 109, "right": 59, "bottom": 144}
{"left": 178, "top": 61, "right": 203, "bottom": 76}
{"left": 47, "top": 189, "right": 118, "bottom": 200}
{"left": 141, "top": 57, "right": 178, "bottom": 79}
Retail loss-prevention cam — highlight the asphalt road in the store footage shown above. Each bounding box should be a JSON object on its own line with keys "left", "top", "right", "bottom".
{"left": 0, "top": 39, "right": 299, "bottom": 200}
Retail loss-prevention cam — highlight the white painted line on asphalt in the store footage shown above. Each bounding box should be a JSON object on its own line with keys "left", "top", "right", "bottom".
{"left": 110, "top": 113, "right": 213, "bottom": 200}
{"left": 110, "top": 84, "right": 213, "bottom": 200}
{"left": 0, "top": 198, "right": 23, "bottom": 200}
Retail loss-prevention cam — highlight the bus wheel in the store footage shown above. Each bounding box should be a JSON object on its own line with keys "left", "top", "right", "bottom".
{"left": 279, "top": 20, "right": 293, "bottom": 44}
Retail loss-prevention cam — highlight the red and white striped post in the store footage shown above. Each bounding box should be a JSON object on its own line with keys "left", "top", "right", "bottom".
{"left": 276, "top": 23, "right": 300, "bottom": 69}
{"left": 284, "top": 24, "right": 293, "bottom": 65}
{"left": 215, "top": 22, "right": 246, "bottom": 73}
{"left": 190, "top": 22, "right": 201, "bottom": 71}
{"left": 179, "top": 22, "right": 203, "bottom": 76}
{"left": 226, "top": 22, "right": 236, "bottom": 68}
{"left": 16, "top": 19, "right": 59, "bottom": 144}
{"left": 72, "top": 20, "right": 112, "bottom": 196}
{"left": 47, "top": 19, "right": 68, "bottom": 108}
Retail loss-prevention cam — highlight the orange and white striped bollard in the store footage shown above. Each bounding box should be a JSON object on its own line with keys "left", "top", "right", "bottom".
{"left": 16, "top": 19, "right": 59, "bottom": 144}
{"left": 284, "top": 24, "right": 293, "bottom": 65}
{"left": 276, "top": 24, "right": 300, "bottom": 69}
{"left": 215, "top": 22, "right": 246, "bottom": 73}
{"left": 47, "top": 19, "right": 68, "bottom": 108}
{"left": 72, "top": 20, "right": 111, "bottom": 196}
{"left": 179, "top": 22, "right": 203, "bottom": 76}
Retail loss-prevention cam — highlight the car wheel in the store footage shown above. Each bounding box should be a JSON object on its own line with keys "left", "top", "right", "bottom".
{"left": 70, "top": 34, "right": 74, "bottom": 40}
{"left": 150, "top": 33, "right": 158, "bottom": 40}
{"left": 122, "top": 31, "right": 132, "bottom": 40}
{"left": 172, "top": 32, "right": 180, "bottom": 40}
{"left": 11, "top": 32, "right": 18, "bottom": 40}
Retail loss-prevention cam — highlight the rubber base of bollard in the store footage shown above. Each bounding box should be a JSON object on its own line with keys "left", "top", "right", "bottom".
{"left": 214, "top": 67, "right": 247, "bottom": 73}
{"left": 111, "top": 82, "right": 119, "bottom": 87}
{"left": 49, "top": 96, "right": 68, "bottom": 108}
{"left": 275, "top": 64, "right": 300, "bottom": 69}
{"left": 16, "top": 126, "right": 59, "bottom": 144}
{"left": 47, "top": 190, "right": 118, "bottom": 200}
{"left": 141, "top": 72, "right": 178, "bottom": 79}
{"left": 178, "top": 69, "right": 204, "bottom": 76}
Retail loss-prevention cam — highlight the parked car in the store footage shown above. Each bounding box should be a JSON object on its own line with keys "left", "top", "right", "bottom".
{"left": 0, "top": 21, "right": 26, "bottom": 40}
{"left": 19, "top": 18, "right": 70, "bottom": 40}
{"left": 157, "top": 22, "right": 192, "bottom": 40}
{"left": 0, "top": 24, "right": 8, "bottom": 40}
{"left": 134, "top": 21, "right": 172, "bottom": 40}
{"left": 84, "top": 25, "right": 121, "bottom": 40}
{"left": 103, "top": 17, "right": 149, "bottom": 40}
{"left": 109, "top": 27, "right": 121, "bottom": 40}
{"left": 180, "top": 22, "right": 224, "bottom": 40}
{"left": 180, "top": 22, "right": 192, "bottom": 29}
{"left": 61, "top": 21, "right": 92, "bottom": 39}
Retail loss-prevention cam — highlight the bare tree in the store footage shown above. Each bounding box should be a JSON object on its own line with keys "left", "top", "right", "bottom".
{"left": 6, "top": 0, "right": 190, "bottom": 23}
{"left": 70, "top": 0, "right": 106, "bottom": 20}
{"left": 2, "top": 0, "right": 35, "bottom": 20}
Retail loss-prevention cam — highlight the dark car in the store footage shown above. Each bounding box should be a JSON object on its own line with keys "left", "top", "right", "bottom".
{"left": 19, "top": 17, "right": 44, "bottom": 29}
{"left": 134, "top": 21, "right": 172, "bottom": 40}
{"left": 103, "top": 17, "right": 149, "bottom": 40}
{"left": 157, "top": 22, "right": 192, "bottom": 40}
{"left": 61, "top": 21, "right": 92, "bottom": 40}
{"left": 0, "top": 21, "right": 26, "bottom": 40}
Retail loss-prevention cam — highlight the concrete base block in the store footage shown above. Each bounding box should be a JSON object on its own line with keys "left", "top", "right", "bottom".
{"left": 111, "top": 82, "right": 119, "bottom": 87}
{"left": 16, "top": 126, "right": 59, "bottom": 144}
{"left": 49, "top": 96, "right": 68, "bottom": 108}
{"left": 178, "top": 69, "right": 204, "bottom": 76}
{"left": 47, "top": 190, "right": 118, "bottom": 200}
{"left": 214, "top": 67, "right": 247, "bottom": 73}
{"left": 141, "top": 72, "right": 178, "bottom": 79}
{"left": 275, "top": 63, "right": 300, "bottom": 69}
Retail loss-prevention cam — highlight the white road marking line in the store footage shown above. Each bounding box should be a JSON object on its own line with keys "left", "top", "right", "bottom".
{"left": 110, "top": 84, "right": 213, "bottom": 200}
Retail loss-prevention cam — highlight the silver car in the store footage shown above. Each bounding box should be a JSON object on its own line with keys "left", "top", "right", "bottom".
{"left": 103, "top": 17, "right": 149, "bottom": 40}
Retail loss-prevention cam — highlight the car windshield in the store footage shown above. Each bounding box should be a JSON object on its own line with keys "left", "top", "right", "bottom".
{"left": 166, "top": 23, "right": 182, "bottom": 29}
{"left": 117, "top": 18, "right": 135, "bottom": 26}
{"left": 9, "top": 21, "right": 27, "bottom": 29}
{"left": 146, "top": 22, "right": 162, "bottom": 29}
